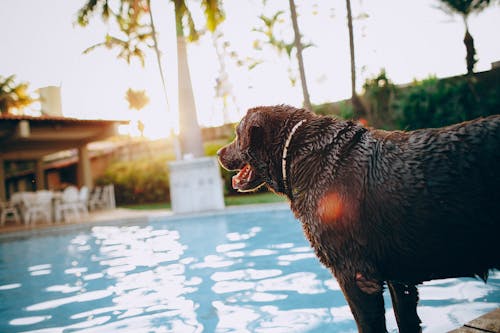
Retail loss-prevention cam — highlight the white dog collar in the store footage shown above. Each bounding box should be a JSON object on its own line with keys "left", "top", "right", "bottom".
{"left": 282, "top": 119, "right": 307, "bottom": 196}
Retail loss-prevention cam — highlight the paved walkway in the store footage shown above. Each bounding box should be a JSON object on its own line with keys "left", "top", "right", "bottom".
{"left": 0, "top": 208, "right": 173, "bottom": 235}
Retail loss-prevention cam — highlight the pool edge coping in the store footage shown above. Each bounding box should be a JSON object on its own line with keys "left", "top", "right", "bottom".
{"left": 0, "top": 202, "right": 291, "bottom": 240}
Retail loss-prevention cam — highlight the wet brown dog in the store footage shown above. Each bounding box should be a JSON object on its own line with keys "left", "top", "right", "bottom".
{"left": 217, "top": 105, "right": 500, "bottom": 333}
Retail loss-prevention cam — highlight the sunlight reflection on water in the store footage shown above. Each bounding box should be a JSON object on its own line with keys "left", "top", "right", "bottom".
{"left": 0, "top": 208, "right": 498, "bottom": 333}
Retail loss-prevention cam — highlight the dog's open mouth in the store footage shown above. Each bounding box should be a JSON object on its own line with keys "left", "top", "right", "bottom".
{"left": 232, "top": 164, "right": 264, "bottom": 192}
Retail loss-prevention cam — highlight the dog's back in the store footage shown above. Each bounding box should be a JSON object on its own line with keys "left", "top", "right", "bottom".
{"left": 363, "top": 115, "right": 500, "bottom": 283}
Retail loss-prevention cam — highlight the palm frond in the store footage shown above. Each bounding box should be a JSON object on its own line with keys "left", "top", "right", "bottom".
{"left": 202, "top": 0, "right": 225, "bottom": 32}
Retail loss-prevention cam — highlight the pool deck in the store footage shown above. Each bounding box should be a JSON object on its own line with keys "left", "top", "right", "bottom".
{"left": 0, "top": 208, "right": 172, "bottom": 235}
{"left": 0, "top": 204, "right": 498, "bottom": 331}
{"left": 448, "top": 308, "right": 500, "bottom": 333}
{"left": 0, "top": 203, "right": 289, "bottom": 236}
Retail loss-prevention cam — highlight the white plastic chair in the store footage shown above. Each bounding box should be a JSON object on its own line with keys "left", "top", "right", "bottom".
{"left": 0, "top": 200, "right": 21, "bottom": 225}
{"left": 22, "top": 191, "right": 53, "bottom": 225}
{"left": 10, "top": 192, "right": 26, "bottom": 221}
{"left": 88, "top": 186, "right": 103, "bottom": 211}
{"left": 77, "top": 186, "right": 89, "bottom": 217}
{"left": 100, "top": 185, "right": 116, "bottom": 209}
{"left": 54, "top": 186, "right": 81, "bottom": 223}
{"left": 88, "top": 185, "right": 116, "bottom": 211}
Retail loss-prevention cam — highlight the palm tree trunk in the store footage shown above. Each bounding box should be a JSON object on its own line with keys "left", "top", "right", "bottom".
{"left": 346, "top": 0, "right": 356, "bottom": 100}
{"left": 462, "top": 18, "right": 476, "bottom": 75}
{"left": 147, "top": 0, "right": 181, "bottom": 160}
{"left": 147, "top": 0, "right": 167, "bottom": 102}
{"left": 346, "top": 0, "right": 366, "bottom": 119}
{"left": 288, "top": 0, "right": 312, "bottom": 111}
{"left": 174, "top": 1, "right": 204, "bottom": 158}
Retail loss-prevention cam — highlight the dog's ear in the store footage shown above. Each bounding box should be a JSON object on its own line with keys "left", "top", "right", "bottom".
{"left": 240, "top": 125, "right": 264, "bottom": 152}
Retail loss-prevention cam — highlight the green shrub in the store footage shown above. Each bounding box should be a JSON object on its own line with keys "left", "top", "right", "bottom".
{"left": 363, "top": 69, "right": 397, "bottom": 128}
{"left": 313, "top": 100, "right": 354, "bottom": 119}
{"left": 338, "top": 101, "right": 354, "bottom": 120}
{"left": 96, "top": 154, "right": 171, "bottom": 205}
{"left": 393, "top": 74, "right": 499, "bottom": 130}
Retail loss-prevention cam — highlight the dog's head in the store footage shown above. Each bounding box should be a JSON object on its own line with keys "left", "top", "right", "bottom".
{"left": 217, "top": 105, "right": 316, "bottom": 195}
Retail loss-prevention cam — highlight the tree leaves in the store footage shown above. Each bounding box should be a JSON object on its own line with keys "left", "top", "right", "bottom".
{"left": 0, "top": 75, "right": 35, "bottom": 114}
{"left": 437, "top": 0, "right": 494, "bottom": 16}
{"left": 77, "top": 0, "right": 226, "bottom": 62}
{"left": 77, "top": 0, "right": 151, "bottom": 66}
{"left": 125, "top": 88, "right": 150, "bottom": 111}
{"left": 202, "top": 0, "right": 225, "bottom": 33}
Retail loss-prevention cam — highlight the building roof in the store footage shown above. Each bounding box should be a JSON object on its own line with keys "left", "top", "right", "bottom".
{"left": 0, "top": 114, "right": 128, "bottom": 160}
{"left": 0, "top": 113, "right": 128, "bottom": 124}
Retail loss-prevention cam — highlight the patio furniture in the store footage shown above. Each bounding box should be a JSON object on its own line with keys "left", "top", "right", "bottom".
{"left": 77, "top": 186, "right": 89, "bottom": 217}
{"left": 88, "top": 186, "right": 103, "bottom": 211}
{"left": 54, "top": 186, "right": 81, "bottom": 223}
{"left": 89, "top": 185, "right": 115, "bottom": 211}
{"left": 22, "top": 190, "right": 53, "bottom": 225}
{"left": 102, "top": 184, "right": 116, "bottom": 209}
{"left": 0, "top": 200, "right": 21, "bottom": 225}
{"left": 10, "top": 192, "right": 26, "bottom": 221}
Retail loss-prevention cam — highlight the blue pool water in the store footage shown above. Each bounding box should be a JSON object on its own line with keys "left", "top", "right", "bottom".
{"left": 0, "top": 205, "right": 498, "bottom": 333}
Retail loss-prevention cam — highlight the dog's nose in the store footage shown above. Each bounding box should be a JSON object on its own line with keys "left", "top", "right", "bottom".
{"left": 217, "top": 147, "right": 226, "bottom": 157}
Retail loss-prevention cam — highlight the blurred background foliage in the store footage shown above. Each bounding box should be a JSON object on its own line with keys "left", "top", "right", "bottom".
{"left": 97, "top": 67, "right": 500, "bottom": 205}
{"left": 314, "top": 67, "right": 500, "bottom": 131}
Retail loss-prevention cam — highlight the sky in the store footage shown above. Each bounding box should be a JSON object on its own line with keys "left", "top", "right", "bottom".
{"left": 0, "top": 0, "right": 499, "bottom": 138}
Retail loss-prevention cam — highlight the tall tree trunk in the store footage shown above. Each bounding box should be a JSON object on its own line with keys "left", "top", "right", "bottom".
{"left": 346, "top": 0, "right": 366, "bottom": 119}
{"left": 288, "top": 0, "right": 312, "bottom": 111}
{"left": 174, "top": 1, "right": 204, "bottom": 158}
{"left": 463, "top": 18, "right": 476, "bottom": 75}
{"left": 147, "top": 0, "right": 167, "bottom": 102}
{"left": 147, "top": 0, "right": 181, "bottom": 160}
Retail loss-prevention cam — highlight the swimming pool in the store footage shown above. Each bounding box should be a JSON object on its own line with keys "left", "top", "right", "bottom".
{"left": 0, "top": 205, "right": 498, "bottom": 333}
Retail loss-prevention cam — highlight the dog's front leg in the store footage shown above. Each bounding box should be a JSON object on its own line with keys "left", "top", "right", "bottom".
{"left": 338, "top": 275, "right": 387, "bottom": 333}
{"left": 388, "top": 282, "right": 422, "bottom": 333}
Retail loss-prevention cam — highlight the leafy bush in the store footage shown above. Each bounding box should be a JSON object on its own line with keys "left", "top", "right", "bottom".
{"left": 393, "top": 75, "right": 498, "bottom": 130}
{"left": 338, "top": 101, "right": 354, "bottom": 120}
{"left": 313, "top": 100, "right": 354, "bottom": 119}
{"left": 97, "top": 136, "right": 245, "bottom": 205}
{"left": 96, "top": 154, "right": 170, "bottom": 205}
{"left": 363, "top": 69, "right": 397, "bottom": 128}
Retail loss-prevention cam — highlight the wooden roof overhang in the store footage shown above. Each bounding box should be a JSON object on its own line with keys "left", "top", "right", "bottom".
{"left": 0, "top": 115, "right": 128, "bottom": 160}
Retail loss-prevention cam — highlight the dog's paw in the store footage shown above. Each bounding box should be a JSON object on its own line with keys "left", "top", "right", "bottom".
{"left": 356, "top": 273, "right": 382, "bottom": 294}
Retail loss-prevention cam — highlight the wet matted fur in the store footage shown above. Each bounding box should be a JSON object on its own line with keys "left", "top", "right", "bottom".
{"left": 217, "top": 105, "right": 500, "bottom": 333}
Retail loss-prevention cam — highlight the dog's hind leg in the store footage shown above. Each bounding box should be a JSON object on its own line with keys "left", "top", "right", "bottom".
{"left": 388, "top": 282, "right": 422, "bottom": 333}
{"left": 338, "top": 276, "right": 387, "bottom": 333}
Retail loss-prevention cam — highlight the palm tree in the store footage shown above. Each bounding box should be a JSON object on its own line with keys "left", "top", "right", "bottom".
{"left": 77, "top": 0, "right": 224, "bottom": 158}
{"left": 345, "top": 0, "right": 366, "bottom": 119}
{"left": 77, "top": 0, "right": 152, "bottom": 66}
{"left": 288, "top": 0, "right": 312, "bottom": 111}
{"left": 0, "top": 75, "right": 35, "bottom": 114}
{"left": 437, "top": 0, "right": 494, "bottom": 74}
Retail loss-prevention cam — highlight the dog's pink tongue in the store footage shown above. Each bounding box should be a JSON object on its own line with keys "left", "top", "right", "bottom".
{"left": 232, "top": 164, "right": 251, "bottom": 189}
